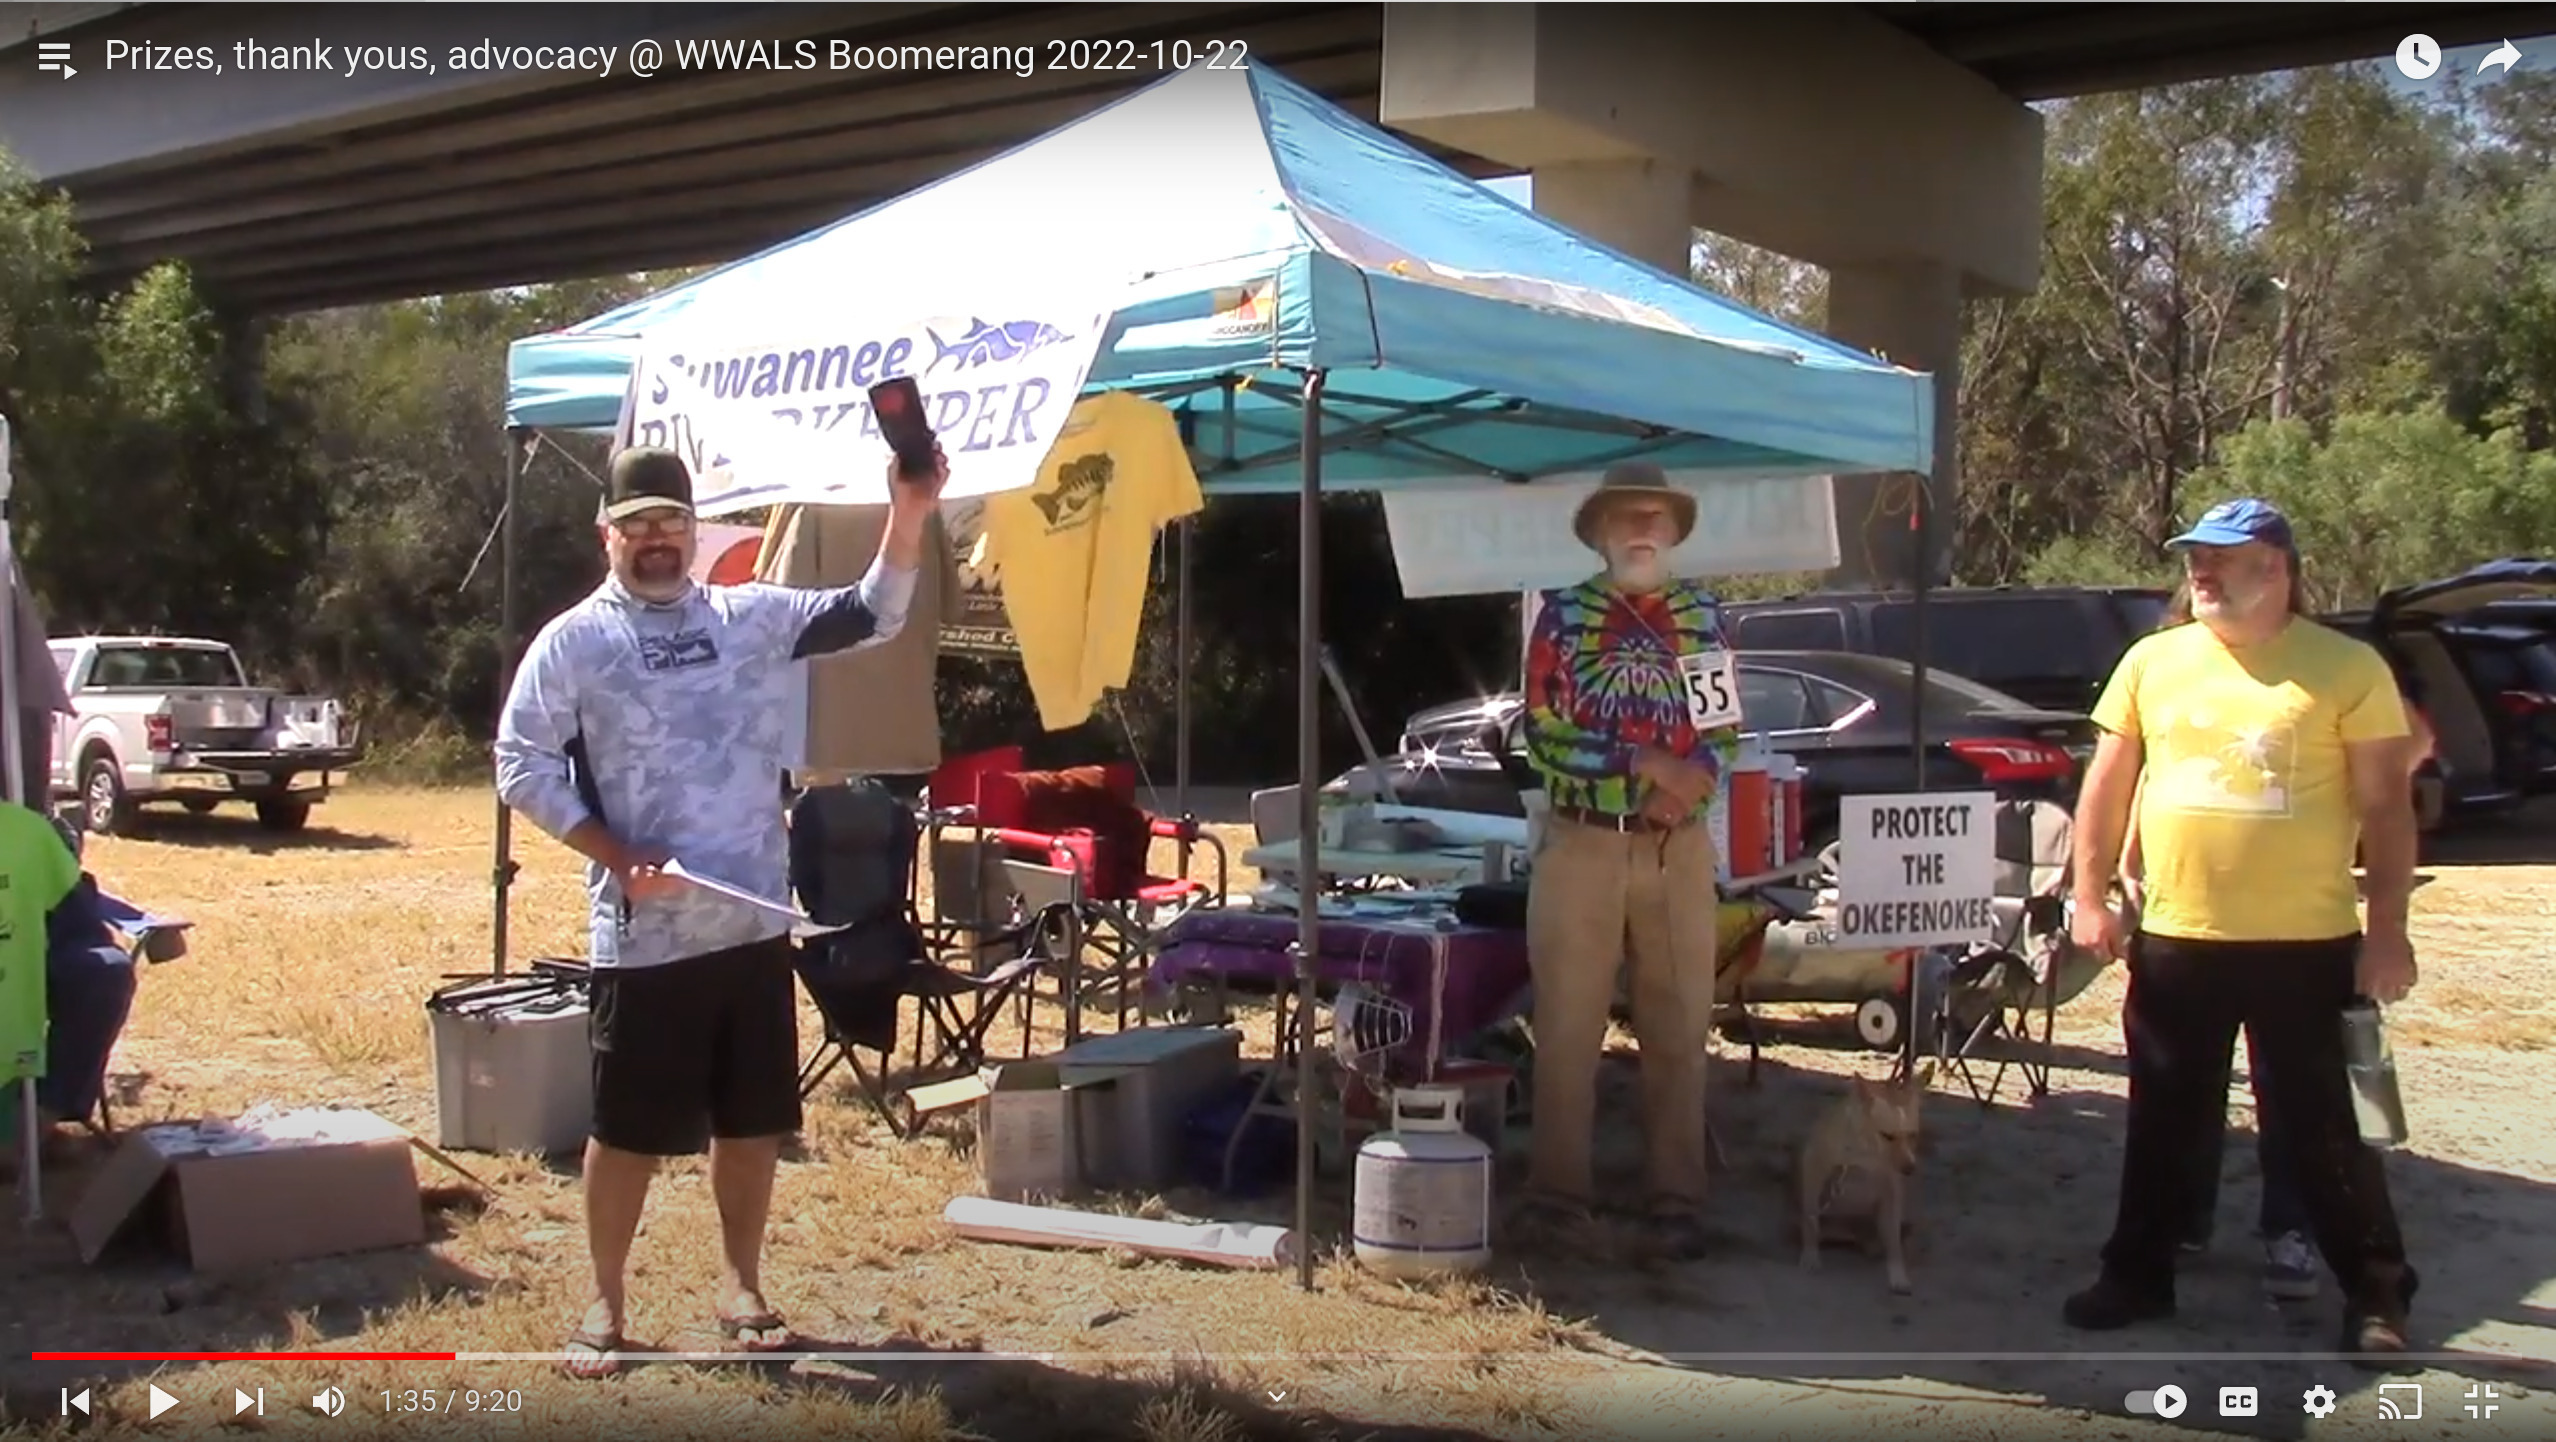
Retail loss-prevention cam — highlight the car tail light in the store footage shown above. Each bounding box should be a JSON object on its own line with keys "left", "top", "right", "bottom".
{"left": 1947, "top": 737, "right": 2076, "bottom": 783}
{"left": 144, "top": 714, "right": 174, "bottom": 753}
{"left": 2496, "top": 690, "right": 2555, "bottom": 718}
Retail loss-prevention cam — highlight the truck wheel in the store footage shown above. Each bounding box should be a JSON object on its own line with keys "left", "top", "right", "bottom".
{"left": 254, "top": 800, "right": 312, "bottom": 833}
{"left": 81, "top": 753, "right": 135, "bottom": 836}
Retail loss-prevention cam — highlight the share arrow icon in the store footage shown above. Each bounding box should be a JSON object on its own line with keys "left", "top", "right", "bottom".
{"left": 2480, "top": 40, "right": 2523, "bottom": 74}
{"left": 147, "top": 1384, "right": 179, "bottom": 1419}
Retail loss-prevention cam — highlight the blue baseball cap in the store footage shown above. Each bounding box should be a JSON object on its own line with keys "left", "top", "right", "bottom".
{"left": 2166, "top": 497, "right": 2295, "bottom": 553}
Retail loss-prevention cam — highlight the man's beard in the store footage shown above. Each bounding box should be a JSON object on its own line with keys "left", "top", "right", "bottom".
{"left": 1605, "top": 545, "right": 1669, "bottom": 592}
{"left": 622, "top": 546, "right": 689, "bottom": 598}
{"left": 2192, "top": 576, "right": 2271, "bottom": 620}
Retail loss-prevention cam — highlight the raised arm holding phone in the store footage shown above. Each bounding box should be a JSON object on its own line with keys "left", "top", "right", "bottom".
{"left": 493, "top": 435, "right": 946, "bottom": 1378}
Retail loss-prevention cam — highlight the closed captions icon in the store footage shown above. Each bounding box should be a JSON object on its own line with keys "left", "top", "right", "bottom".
{"left": 2397, "top": 33, "right": 2443, "bottom": 79}
{"left": 2221, "top": 1386, "right": 2259, "bottom": 1417}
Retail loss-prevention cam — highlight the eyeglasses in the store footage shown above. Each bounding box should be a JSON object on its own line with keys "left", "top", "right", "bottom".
{"left": 612, "top": 510, "right": 692, "bottom": 538}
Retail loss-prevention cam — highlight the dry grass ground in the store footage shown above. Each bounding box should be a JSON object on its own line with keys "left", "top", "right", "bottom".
{"left": 4, "top": 788, "right": 2556, "bottom": 1442}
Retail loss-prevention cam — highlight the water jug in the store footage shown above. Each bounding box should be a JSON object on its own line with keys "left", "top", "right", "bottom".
{"left": 2341, "top": 1000, "right": 2409, "bottom": 1149}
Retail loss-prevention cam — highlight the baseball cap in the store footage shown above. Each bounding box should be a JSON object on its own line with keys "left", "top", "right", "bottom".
{"left": 603, "top": 447, "right": 694, "bottom": 522}
{"left": 2166, "top": 497, "right": 2293, "bottom": 553}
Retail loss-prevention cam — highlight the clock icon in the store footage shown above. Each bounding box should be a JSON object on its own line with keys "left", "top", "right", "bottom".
{"left": 2397, "top": 33, "right": 2443, "bottom": 80}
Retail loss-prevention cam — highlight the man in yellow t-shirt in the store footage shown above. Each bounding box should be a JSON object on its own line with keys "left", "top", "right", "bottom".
{"left": 975, "top": 391, "right": 1203, "bottom": 731}
{"left": 2059, "top": 498, "right": 2419, "bottom": 1367}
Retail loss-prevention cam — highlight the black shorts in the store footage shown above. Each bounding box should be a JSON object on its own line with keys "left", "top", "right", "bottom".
{"left": 588, "top": 935, "right": 801, "bottom": 1156}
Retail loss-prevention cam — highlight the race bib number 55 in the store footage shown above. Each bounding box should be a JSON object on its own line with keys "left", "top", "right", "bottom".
{"left": 1678, "top": 648, "right": 1742, "bottom": 730}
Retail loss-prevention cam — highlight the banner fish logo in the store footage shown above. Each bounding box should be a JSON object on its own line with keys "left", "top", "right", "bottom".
{"left": 1034, "top": 453, "right": 1113, "bottom": 530}
{"left": 927, "top": 318, "right": 1072, "bottom": 373}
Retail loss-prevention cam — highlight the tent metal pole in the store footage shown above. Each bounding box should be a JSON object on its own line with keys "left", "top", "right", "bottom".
{"left": 1905, "top": 473, "right": 1933, "bottom": 1079}
{"left": 1174, "top": 516, "right": 1193, "bottom": 826}
{"left": 0, "top": 427, "right": 36, "bottom": 1224}
{"left": 490, "top": 427, "right": 526, "bottom": 978}
{"left": 1293, "top": 369, "right": 1328, "bottom": 1293}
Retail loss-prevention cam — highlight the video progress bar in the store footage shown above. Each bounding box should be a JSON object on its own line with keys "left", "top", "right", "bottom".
{"left": 443, "top": 1350, "right": 2556, "bottom": 1370}
{"left": 35, "top": 1349, "right": 2556, "bottom": 1369}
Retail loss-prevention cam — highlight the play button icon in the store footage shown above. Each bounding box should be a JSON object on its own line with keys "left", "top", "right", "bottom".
{"left": 147, "top": 1384, "right": 179, "bottom": 1419}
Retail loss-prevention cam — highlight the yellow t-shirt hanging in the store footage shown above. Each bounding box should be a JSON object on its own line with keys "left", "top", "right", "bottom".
{"left": 975, "top": 392, "right": 1204, "bottom": 730}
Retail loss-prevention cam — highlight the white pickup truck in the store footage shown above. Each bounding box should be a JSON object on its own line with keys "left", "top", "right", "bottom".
{"left": 49, "top": 635, "right": 363, "bottom": 834}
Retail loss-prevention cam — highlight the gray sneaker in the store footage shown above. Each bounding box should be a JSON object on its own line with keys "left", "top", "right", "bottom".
{"left": 2263, "top": 1231, "right": 2319, "bottom": 1301}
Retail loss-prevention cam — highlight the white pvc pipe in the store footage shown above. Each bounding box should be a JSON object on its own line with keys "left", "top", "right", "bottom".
{"left": 943, "top": 1196, "right": 1296, "bottom": 1270}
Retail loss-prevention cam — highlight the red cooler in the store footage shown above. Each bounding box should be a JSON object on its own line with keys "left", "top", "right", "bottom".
{"left": 1727, "top": 757, "right": 1772, "bottom": 879}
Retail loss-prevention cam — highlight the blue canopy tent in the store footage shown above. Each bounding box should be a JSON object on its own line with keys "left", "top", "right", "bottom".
{"left": 499, "top": 60, "right": 1934, "bottom": 1281}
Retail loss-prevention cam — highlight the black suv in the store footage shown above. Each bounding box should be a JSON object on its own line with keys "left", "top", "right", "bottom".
{"left": 1719, "top": 586, "right": 2170, "bottom": 713}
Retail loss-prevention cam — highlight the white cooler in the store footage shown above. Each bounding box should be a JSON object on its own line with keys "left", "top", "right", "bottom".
{"left": 428, "top": 972, "right": 594, "bottom": 1156}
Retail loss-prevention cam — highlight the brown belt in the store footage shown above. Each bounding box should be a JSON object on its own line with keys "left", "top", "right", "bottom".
{"left": 1551, "top": 804, "right": 1691, "bottom": 835}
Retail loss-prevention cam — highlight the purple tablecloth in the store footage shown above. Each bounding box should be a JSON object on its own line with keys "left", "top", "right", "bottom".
{"left": 1150, "top": 909, "right": 1531, "bottom": 1072}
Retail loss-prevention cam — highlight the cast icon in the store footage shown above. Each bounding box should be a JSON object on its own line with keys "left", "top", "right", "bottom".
{"left": 2378, "top": 1382, "right": 2422, "bottom": 1420}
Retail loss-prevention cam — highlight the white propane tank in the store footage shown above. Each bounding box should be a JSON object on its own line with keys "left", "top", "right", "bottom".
{"left": 1353, "top": 1085, "right": 1493, "bottom": 1277}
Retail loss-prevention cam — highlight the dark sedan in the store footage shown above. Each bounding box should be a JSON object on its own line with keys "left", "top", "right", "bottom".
{"left": 1340, "top": 650, "right": 2095, "bottom": 849}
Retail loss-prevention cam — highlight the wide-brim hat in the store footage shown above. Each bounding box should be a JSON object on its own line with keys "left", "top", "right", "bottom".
{"left": 1571, "top": 460, "right": 1696, "bottom": 551}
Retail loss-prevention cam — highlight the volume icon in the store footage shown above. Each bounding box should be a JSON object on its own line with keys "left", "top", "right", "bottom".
{"left": 312, "top": 1386, "right": 345, "bottom": 1417}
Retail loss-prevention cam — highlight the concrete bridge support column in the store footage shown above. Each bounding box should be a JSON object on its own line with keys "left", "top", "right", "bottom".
{"left": 1527, "top": 158, "right": 1694, "bottom": 278}
{"left": 1380, "top": 1, "right": 2044, "bottom": 590}
{"left": 1825, "top": 260, "right": 1962, "bottom": 587}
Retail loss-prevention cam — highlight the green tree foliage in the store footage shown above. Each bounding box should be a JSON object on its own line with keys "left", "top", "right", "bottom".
{"left": 2180, "top": 411, "right": 2556, "bottom": 608}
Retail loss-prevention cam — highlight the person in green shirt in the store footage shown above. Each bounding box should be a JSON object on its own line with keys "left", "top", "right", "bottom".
{"left": 0, "top": 800, "right": 82, "bottom": 1094}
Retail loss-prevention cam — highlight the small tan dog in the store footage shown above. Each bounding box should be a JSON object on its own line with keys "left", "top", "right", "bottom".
{"left": 1795, "top": 1061, "right": 1933, "bottom": 1294}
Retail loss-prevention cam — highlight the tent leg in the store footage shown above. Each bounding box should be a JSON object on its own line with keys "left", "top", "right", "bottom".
{"left": 16, "top": 1076, "right": 35, "bottom": 1225}
{"left": 490, "top": 427, "right": 526, "bottom": 978}
{"left": 0, "top": 443, "right": 38, "bottom": 1225}
{"left": 1293, "top": 370, "right": 1328, "bottom": 1293}
{"left": 1174, "top": 516, "right": 1194, "bottom": 863}
{"left": 1904, "top": 474, "right": 1933, "bottom": 1081}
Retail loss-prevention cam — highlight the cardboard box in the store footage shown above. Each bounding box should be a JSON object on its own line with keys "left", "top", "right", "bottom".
{"left": 1052, "top": 1027, "right": 1242, "bottom": 1190}
{"left": 71, "top": 1107, "right": 427, "bottom": 1272}
{"left": 973, "top": 1061, "right": 1101, "bottom": 1202}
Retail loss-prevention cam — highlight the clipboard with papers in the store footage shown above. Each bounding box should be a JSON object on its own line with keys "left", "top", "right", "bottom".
{"left": 662, "top": 859, "right": 849, "bottom": 940}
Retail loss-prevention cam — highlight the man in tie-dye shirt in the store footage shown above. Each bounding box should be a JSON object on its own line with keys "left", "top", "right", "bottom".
{"left": 1517, "top": 461, "right": 1742, "bottom": 1253}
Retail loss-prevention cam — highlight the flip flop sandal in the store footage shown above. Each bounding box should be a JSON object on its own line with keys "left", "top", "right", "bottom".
{"left": 560, "top": 1328, "right": 623, "bottom": 1379}
{"left": 718, "top": 1311, "right": 794, "bottom": 1352}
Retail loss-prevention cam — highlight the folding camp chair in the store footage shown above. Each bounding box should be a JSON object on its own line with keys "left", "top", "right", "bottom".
{"left": 788, "top": 779, "right": 1072, "bottom": 1138}
{"left": 1936, "top": 798, "right": 2103, "bottom": 1105}
{"left": 964, "top": 763, "right": 1228, "bottom": 1039}
{"left": 917, "top": 746, "right": 1025, "bottom": 961}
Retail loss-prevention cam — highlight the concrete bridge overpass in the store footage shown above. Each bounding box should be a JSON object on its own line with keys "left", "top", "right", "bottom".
{"left": 3, "top": 2, "right": 2544, "bottom": 315}
{"left": 3, "top": 0, "right": 2549, "bottom": 584}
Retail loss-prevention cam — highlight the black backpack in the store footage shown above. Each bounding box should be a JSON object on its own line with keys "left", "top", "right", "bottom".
{"left": 788, "top": 780, "right": 925, "bottom": 1051}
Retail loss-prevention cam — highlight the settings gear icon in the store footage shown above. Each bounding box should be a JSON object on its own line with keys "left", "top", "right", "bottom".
{"left": 2303, "top": 1384, "right": 2338, "bottom": 1418}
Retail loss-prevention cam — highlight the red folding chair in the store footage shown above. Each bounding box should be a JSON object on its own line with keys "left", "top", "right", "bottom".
{"left": 972, "top": 762, "right": 1228, "bottom": 1040}
{"left": 918, "top": 746, "right": 1025, "bottom": 960}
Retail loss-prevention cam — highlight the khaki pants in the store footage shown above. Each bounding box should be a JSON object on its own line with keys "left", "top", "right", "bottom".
{"left": 1525, "top": 816, "right": 1720, "bottom": 1208}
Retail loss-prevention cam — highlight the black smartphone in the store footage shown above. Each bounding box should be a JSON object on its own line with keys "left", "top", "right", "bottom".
{"left": 869, "top": 376, "right": 937, "bottom": 478}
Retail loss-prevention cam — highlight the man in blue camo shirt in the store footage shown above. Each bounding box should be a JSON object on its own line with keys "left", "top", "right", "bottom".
{"left": 497, "top": 444, "right": 944, "bottom": 1376}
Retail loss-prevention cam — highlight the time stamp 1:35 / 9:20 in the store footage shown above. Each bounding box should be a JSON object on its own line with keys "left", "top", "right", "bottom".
{"left": 379, "top": 1389, "right": 524, "bottom": 1414}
